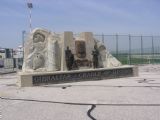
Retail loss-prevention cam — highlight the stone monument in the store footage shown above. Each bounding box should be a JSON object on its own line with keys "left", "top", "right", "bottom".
{"left": 18, "top": 28, "right": 138, "bottom": 87}
{"left": 23, "top": 28, "right": 61, "bottom": 72}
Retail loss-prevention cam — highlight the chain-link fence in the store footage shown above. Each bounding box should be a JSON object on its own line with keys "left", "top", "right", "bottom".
{"left": 0, "top": 58, "right": 23, "bottom": 74}
{"left": 94, "top": 34, "right": 160, "bottom": 65}
{"left": 0, "top": 58, "right": 15, "bottom": 74}
{"left": 0, "top": 47, "right": 23, "bottom": 74}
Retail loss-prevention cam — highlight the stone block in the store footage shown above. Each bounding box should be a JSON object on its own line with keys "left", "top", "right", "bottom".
{"left": 80, "top": 32, "right": 94, "bottom": 61}
{"left": 61, "top": 31, "right": 75, "bottom": 71}
{"left": 18, "top": 66, "right": 138, "bottom": 87}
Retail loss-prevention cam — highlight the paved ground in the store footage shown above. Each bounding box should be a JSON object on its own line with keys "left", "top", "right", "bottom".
{"left": 1, "top": 65, "right": 160, "bottom": 120}
{"left": 0, "top": 68, "right": 16, "bottom": 74}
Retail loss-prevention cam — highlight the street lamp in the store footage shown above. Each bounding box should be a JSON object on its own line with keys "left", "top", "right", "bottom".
{"left": 27, "top": 2, "right": 33, "bottom": 33}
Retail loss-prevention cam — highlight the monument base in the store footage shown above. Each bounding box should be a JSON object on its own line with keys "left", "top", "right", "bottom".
{"left": 18, "top": 65, "right": 138, "bottom": 87}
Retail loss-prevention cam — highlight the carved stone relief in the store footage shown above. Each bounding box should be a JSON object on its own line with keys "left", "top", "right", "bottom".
{"left": 75, "top": 41, "right": 86, "bottom": 58}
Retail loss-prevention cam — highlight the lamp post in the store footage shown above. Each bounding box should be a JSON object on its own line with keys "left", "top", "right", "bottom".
{"left": 27, "top": 2, "right": 33, "bottom": 33}
{"left": 22, "top": 30, "right": 26, "bottom": 59}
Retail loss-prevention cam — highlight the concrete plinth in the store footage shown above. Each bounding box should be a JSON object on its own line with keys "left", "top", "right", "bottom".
{"left": 18, "top": 65, "right": 138, "bottom": 87}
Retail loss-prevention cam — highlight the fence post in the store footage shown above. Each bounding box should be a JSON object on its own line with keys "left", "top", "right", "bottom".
{"left": 116, "top": 34, "right": 119, "bottom": 58}
{"left": 129, "top": 34, "right": 131, "bottom": 65}
{"left": 141, "top": 35, "right": 143, "bottom": 64}
{"left": 151, "top": 36, "right": 154, "bottom": 63}
{"left": 102, "top": 33, "right": 104, "bottom": 44}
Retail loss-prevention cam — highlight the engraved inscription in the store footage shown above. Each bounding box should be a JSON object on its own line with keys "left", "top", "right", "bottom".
{"left": 32, "top": 68, "right": 134, "bottom": 85}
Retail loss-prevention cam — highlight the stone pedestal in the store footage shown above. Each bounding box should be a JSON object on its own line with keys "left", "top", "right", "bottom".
{"left": 18, "top": 65, "right": 138, "bottom": 87}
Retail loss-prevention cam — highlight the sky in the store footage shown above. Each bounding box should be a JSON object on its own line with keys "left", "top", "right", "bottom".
{"left": 0, "top": 0, "right": 160, "bottom": 48}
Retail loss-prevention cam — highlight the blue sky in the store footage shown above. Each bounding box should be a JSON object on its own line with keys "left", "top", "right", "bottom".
{"left": 0, "top": 0, "right": 160, "bottom": 48}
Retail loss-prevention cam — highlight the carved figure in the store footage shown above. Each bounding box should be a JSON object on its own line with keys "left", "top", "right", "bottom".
{"left": 92, "top": 44, "right": 99, "bottom": 68}
{"left": 33, "top": 53, "right": 45, "bottom": 70}
{"left": 33, "top": 33, "right": 45, "bottom": 43}
{"left": 23, "top": 28, "right": 62, "bottom": 72}
{"left": 65, "top": 46, "right": 74, "bottom": 70}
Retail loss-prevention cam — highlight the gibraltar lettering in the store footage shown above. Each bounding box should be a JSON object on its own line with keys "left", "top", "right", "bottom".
{"left": 32, "top": 68, "right": 133, "bottom": 85}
